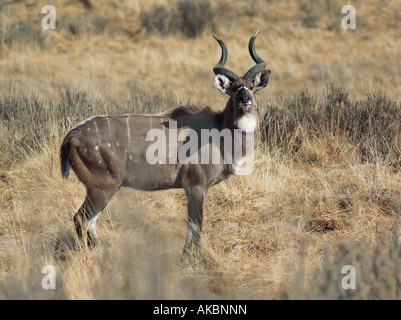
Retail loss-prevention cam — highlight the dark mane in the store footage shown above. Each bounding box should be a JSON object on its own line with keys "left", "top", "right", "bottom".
{"left": 166, "top": 105, "right": 222, "bottom": 121}
{"left": 164, "top": 105, "right": 200, "bottom": 118}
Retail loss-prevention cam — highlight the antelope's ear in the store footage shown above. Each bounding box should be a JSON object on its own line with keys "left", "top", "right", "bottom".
{"left": 253, "top": 70, "right": 271, "bottom": 93}
{"left": 214, "top": 74, "right": 231, "bottom": 94}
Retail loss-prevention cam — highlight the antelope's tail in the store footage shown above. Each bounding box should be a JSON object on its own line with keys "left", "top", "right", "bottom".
{"left": 60, "top": 136, "right": 71, "bottom": 179}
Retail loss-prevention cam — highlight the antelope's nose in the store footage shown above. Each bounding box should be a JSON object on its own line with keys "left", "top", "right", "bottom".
{"left": 238, "top": 92, "right": 251, "bottom": 105}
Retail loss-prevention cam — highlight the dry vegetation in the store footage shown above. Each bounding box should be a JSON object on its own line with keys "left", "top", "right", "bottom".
{"left": 1, "top": 0, "right": 401, "bottom": 299}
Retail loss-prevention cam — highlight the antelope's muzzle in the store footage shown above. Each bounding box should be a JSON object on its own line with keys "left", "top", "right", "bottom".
{"left": 237, "top": 88, "right": 252, "bottom": 112}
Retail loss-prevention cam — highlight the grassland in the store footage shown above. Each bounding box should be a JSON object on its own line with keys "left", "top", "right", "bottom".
{"left": 1, "top": 0, "right": 401, "bottom": 299}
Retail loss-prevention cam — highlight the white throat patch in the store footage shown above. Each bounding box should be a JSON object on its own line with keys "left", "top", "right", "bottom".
{"left": 236, "top": 113, "right": 257, "bottom": 133}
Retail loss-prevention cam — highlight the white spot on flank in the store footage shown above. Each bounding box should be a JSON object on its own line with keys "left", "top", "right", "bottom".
{"left": 98, "top": 160, "right": 102, "bottom": 164}
{"left": 129, "top": 155, "right": 133, "bottom": 161}
{"left": 95, "top": 145, "right": 99, "bottom": 150}
{"left": 108, "top": 143, "right": 111, "bottom": 147}
{"left": 236, "top": 114, "right": 257, "bottom": 133}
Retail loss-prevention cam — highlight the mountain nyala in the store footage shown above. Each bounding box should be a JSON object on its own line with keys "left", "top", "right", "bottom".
{"left": 60, "top": 31, "right": 271, "bottom": 254}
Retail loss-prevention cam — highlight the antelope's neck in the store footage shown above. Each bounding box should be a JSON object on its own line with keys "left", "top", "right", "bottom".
{"left": 221, "top": 99, "right": 258, "bottom": 133}
{"left": 219, "top": 100, "right": 257, "bottom": 176}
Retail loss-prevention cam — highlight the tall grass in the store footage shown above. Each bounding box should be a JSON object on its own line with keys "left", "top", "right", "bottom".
{"left": 260, "top": 84, "right": 401, "bottom": 166}
{"left": 139, "top": 0, "right": 219, "bottom": 38}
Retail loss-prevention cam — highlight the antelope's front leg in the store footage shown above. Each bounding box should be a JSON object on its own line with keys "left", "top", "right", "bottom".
{"left": 183, "top": 186, "right": 207, "bottom": 255}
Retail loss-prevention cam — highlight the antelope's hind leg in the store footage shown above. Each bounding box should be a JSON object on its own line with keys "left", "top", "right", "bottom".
{"left": 73, "top": 186, "right": 119, "bottom": 248}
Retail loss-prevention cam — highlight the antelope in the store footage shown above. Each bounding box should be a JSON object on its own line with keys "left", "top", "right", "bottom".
{"left": 60, "top": 31, "right": 270, "bottom": 254}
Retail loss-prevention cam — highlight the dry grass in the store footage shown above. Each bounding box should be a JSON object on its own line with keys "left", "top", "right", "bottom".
{"left": 1, "top": 0, "right": 401, "bottom": 299}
